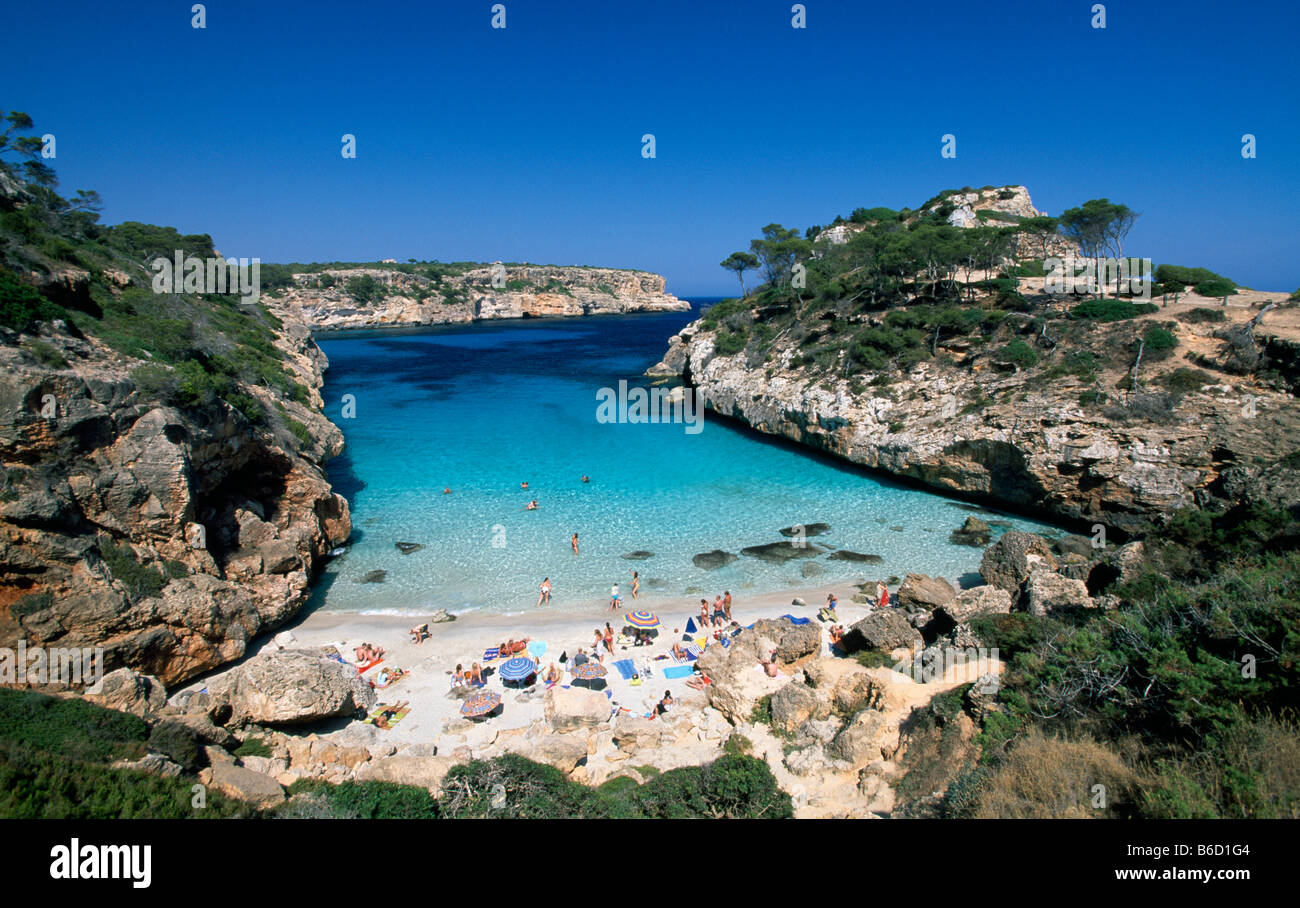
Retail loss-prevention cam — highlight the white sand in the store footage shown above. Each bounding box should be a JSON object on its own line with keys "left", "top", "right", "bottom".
{"left": 253, "top": 580, "right": 893, "bottom": 751}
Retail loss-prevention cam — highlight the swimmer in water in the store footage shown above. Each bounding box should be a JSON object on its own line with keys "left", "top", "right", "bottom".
{"left": 571, "top": 533, "right": 579, "bottom": 555}
{"left": 525, "top": 499, "right": 539, "bottom": 510}
{"left": 520, "top": 481, "right": 529, "bottom": 490}
{"left": 580, "top": 475, "right": 589, "bottom": 483}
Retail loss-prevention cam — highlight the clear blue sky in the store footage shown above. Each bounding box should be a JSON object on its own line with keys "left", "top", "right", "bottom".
{"left": 5, "top": 0, "right": 1298, "bottom": 294}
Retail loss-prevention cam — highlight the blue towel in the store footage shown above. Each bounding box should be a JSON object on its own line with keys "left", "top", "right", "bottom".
{"left": 483, "top": 647, "right": 500, "bottom": 660}
{"left": 685, "top": 617, "right": 697, "bottom": 634}
{"left": 781, "top": 614, "right": 812, "bottom": 626}
{"left": 528, "top": 641, "right": 547, "bottom": 660}
{"left": 612, "top": 659, "right": 637, "bottom": 680}
{"left": 663, "top": 665, "right": 695, "bottom": 680}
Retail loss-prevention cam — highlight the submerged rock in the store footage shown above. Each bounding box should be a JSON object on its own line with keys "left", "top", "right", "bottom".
{"left": 950, "top": 516, "right": 992, "bottom": 547}
{"left": 741, "top": 541, "right": 821, "bottom": 562}
{"left": 395, "top": 541, "right": 424, "bottom": 555}
{"left": 826, "top": 549, "right": 883, "bottom": 563}
{"left": 621, "top": 550, "right": 655, "bottom": 560}
{"left": 692, "top": 549, "right": 738, "bottom": 570}
{"left": 357, "top": 569, "right": 388, "bottom": 584}
{"left": 779, "top": 522, "right": 831, "bottom": 538}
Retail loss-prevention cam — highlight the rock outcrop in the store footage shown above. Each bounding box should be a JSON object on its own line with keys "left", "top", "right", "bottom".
{"left": 205, "top": 650, "right": 376, "bottom": 726}
{"left": 279, "top": 264, "right": 688, "bottom": 331}
{"left": 0, "top": 301, "right": 351, "bottom": 686}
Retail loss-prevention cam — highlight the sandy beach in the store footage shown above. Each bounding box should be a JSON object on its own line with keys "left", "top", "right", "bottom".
{"left": 237, "top": 578, "right": 899, "bottom": 754}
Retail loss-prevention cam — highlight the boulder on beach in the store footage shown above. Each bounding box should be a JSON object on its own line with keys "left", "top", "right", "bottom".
{"left": 769, "top": 682, "right": 826, "bottom": 735}
{"left": 895, "top": 573, "right": 956, "bottom": 610}
{"left": 751, "top": 618, "right": 822, "bottom": 663}
{"left": 395, "top": 541, "right": 424, "bottom": 555}
{"left": 980, "top": 531, "right": 1058, "bottom": 592}
{"left": 1024, "top": 569, "right": 1095, "bottom": 617}
{"left": 206, "top": 650, "right": 376, "bottom": 726}
{"left": 543, "top": 686, "right": 609, "bottom": 732}
{"left": 692, "top": 550, "right": 738, "bottom": 570}
{"left": 934, "top": 585, "right": 1013, "bottom": 626}
{"left": 85, "top": 668, "right": 167, "bottom": 718}
{"left": 842, "top": 610, "right": 923, "bottom": 655}
{"left": 779, "top": 522, "right": 831, "bottom": 538}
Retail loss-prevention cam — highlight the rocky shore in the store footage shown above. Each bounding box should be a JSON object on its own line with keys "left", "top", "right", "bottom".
{"left": 650, "top": 292, "right": 1300, "bottom": 535}
{"left": 277, "top": 264, "right": 689, "bottom": 331}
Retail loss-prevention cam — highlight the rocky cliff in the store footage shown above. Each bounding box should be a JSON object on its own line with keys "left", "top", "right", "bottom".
{"left": 276, "top": 263, "right": 688, "bottom": 331}
{"left": 651, "top": 292, "right": 1300, "bottom": 536}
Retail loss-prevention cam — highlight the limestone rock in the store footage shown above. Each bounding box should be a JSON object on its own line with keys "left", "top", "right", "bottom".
{"left": 895, "top": 573, "right": 956, "bottom": 610}
{"left": 207, "top": 762, "right": 285, "bottom": 807}
{"left": 355, "top": 755, "right": 457, "bottom": 793}
{"left": 843, "top": 610, "right": 923, "bottom": 655}
{"left": 1023, "top": 570, "right": 1094, "bottom": 617}
{"left": 980, "top": 531, "right": 1058, "bottom": 593}
{"left": 84, "top": 668, "right": 166, "bottom": 718}
{"left": 543, "top": 686, "right": 610, "bottom": 732}
{"left": 751, "top": 617, "right": 821, "bottom": 663}
{"left": 769, "top": 682, "right": 827, "bottom": 735}
{"left": 206, "top": 650, "right": 375, "bottom": 726}
{"left": 934, "top": 585, "right": 1013, "bottom": 625}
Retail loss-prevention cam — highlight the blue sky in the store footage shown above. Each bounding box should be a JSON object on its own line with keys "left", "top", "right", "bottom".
{"left": 4, "top": 0, "right": 1298, "bottom": 294}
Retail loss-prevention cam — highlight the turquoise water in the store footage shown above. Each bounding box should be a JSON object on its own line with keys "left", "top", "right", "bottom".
{"left": 310, "top": 303, "right": 1061, "bottom": 616}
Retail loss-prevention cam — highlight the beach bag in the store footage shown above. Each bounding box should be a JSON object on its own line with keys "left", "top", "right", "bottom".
{"left": 559, "top": 650, "right": 567, "bottom": 664}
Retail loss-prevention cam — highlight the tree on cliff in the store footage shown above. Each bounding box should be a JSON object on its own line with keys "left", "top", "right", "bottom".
{"left": 749, "top": 224, "right": 809, "bottom": 287}
{"left": 0, "top": 109, "right": 55, "bottom": 187}
{"left": 720, "top": 251, "right": 759, "bottom": 297}
{"left": 1059, "top": 199, "right": 1139, "bottom": 261}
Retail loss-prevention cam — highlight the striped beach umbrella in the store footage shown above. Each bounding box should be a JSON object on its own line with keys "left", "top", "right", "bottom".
{"left": 570, "top": 661, "right": 607, "bottom": 680}
{"left": 498, "top": 656, "right": 537, "bottom": 682}
{"left": 625, "top": 610, "right": 660, "bottom": 629}
{"left": 460, "top": 689, "right": 501, "bottom": 717}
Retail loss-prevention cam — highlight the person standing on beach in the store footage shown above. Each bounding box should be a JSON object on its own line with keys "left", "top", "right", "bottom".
{"left": 723, "top": 591, "right": 732, "bottom": 621}
{"left": 571, "top": 533, "right": 579, "bottom": 555}
{"left": 629, "top": 570, "right": 639, "bottom": 599}
{"left": 877, "top": 581, "right": 890, "bottom": 610}
{"left": 537, "top": 577, "right": 551, "bottom": 607}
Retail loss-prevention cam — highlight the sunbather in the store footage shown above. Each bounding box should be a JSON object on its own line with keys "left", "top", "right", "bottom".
{"left": 685, "top": 670, "right": 712, "bottom": 690}
{"left": 759, "top": 649, "right": 780, "bottom": 678}
{"left": 373, "top": 701, "right": 409, "bottom": 729}
{"left": 452, "top": 664, "right": 466, "bottom": 687}
{"left": 656, "top": 690, "right": 674, "bottom": 715}
{"left": 468, "top": 662, "right": 484, "bottom": 685}
{"left": 354, "top": 642, "right": 383, "bottom": 662}
{"left": 671, "top": 642, "right": 689, "bottom": 662}
{"left": 544, "top": 663, "right": 562, "bottom": 684}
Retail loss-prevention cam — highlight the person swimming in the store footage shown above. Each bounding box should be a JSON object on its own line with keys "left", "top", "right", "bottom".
{"left": 580, "top": 475, "right": 589, "bottom": 483}
{"left": 442, "top": 487, "right": 451, "bottom": 494}
{"left": 525, "top": 499, "right": 539, "bottom": 510}
{"left": 520, "top": 481, "right": 529, "bottom": 489}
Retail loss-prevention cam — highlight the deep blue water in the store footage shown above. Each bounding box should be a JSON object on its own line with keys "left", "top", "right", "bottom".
{"left": 310, "top": 302, "right": 1060, "bottom": 615}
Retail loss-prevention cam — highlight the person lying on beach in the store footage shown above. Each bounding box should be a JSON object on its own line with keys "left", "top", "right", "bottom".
{"left": 685, "top": 670, "right": 712, "bottom": 690}
{"left": 409, "top": 624, "right": 430, "bottom": 644}
{"left": 354, "top": 643, "right": 383, "bottom": 662}
{"left": 829, "top": 625, "right": 845, "bottom": 647}
{"left": 373, "top": 701, "right": 409, "bottom": 729}
{"left": 499, "top": 638, "right": 529, "bottom": 657}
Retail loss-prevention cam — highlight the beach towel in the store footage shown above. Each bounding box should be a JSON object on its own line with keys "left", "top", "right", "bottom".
{"left": 482, "top": 647, "right": 500, "bottom": 661}
{"left": 612, "top": 659, "right": 637, "bottom": 680}
{"left": 358, "top": 658, "right": 384, "bottom": 674}
{"left": 684, "top": 643, "right": 702, "bottom": 660}
{"left": 663, "top": 665, "right": 695, "bottom": 680}
{"left": 375, "top": 669, "right": 408, "bottom": 690}
{"left": 528, "top": 641, "right": 547, "bottom": 660}
{"left": 685, "top": 618, "right": 697, "bottom": 634}
{"left": 695, "top": 637, "right": 708, "bottom": 648}
{"left": 781, "top": 614, "right": 812, "bottom": 626}
{"left": 364, "top": 705, "right": 410, "bottom": 728}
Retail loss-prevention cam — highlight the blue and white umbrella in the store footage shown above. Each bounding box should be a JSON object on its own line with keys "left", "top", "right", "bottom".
{"left": 498, "top": 656, "right": 537, "bottom": 682}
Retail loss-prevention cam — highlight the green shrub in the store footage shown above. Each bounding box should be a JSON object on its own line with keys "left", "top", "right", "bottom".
{"left": 26, "top": 339, "right": 68, "bottom": 367}
{"left": 1159, "top": 367, "right": 1210, "bottom": 395}
{"left": 1069, "top": 299, "right": 1159, "bottom": 321}
{"left": 1179, "top": 307, "right": 1226, "bottom": 324}
{"left": 996, "top": 338, "right": 1038, "bottom": 369}
{"left": 98, "top": 538, "right": 166, "bottom": 599}
{"left": 0, "top": 689, "right": 147, "bottom": 764}
{"left": 233, "top": 737, "right": 272, "bottom": 758}
{"left": 0, "top": 269, "right": 64, "bottom": 332}
{"left": 714, "top": 327, "right": 748, "bottom": 356}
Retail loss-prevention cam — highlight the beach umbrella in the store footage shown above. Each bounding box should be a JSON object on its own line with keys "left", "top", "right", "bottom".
{"left": 498, "top": 656, "right": 538, "bottom": 683}
{"left": 460, "top": 689, "right": 501, "bottom": 718}
{"left": 625, "top": 610, "right": 660, "bottom": 629}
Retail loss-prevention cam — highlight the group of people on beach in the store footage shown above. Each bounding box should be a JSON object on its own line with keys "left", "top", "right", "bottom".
{"left": 698, "top": 592, "right": 732, "bottom": 627}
